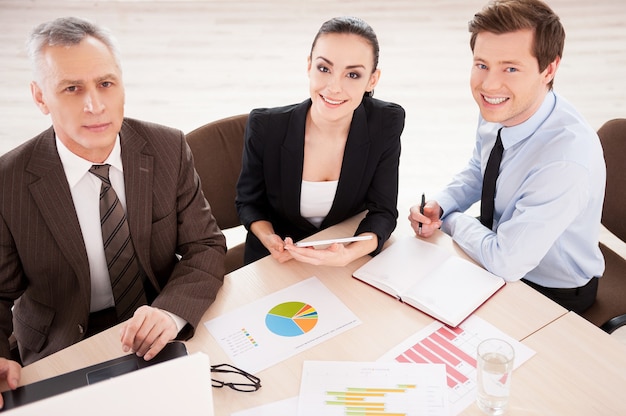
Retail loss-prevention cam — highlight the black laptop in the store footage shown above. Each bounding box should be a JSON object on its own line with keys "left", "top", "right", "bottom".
{"left": 1, "top": 341, "right": 187, "bottom": 410}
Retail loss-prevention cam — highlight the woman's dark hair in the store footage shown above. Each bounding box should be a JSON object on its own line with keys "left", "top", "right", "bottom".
{"left": 310, "top": 16, "right": 379, "bottom": 72}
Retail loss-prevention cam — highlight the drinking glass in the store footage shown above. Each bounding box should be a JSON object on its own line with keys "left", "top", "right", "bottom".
{"left": 476, "top": 338, "right": 514, "bottom": 415}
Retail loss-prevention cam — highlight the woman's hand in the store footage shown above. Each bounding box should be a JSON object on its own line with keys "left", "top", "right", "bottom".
{"left": 284, "top": 233, "right": 377, "bottom": 267}
{"left": 264, "top": 234, "right": 293, "bottom": 263}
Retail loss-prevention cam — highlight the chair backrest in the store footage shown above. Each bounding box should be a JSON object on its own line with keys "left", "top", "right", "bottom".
{"left": 186, "top": 114, "right": 248, "bottom": 230}
{"left": 598, "top": 118, "right": 626, "bottom": 242}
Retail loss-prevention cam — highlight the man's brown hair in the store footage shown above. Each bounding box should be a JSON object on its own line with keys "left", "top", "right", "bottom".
{"left": 468, "top": 0, "right": 565, "bottom": 89}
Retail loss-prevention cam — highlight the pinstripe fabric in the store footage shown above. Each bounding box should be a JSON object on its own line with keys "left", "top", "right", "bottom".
{"left": 89, "top": 164, "right": 147, "bottom": 321}
{"left": 0, "top": 118, "right": 226, "bottom": 365}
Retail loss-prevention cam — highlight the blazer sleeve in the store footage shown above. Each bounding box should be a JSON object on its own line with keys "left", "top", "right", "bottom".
{"left": 355, "top": 100, "right": 405, "bottom": 256}
{"left": 131, "top": 122, "right": 227, "bottom": 339}
{"left": 0, "top": 210, "right": 22, "bottom": 358}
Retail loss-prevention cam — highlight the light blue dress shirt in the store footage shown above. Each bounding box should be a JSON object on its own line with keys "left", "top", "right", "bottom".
{"left": 435, "top": 91, "right": 606, "bottom": 288}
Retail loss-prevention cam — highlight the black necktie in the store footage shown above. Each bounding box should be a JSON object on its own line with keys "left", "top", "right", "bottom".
{"left": 480, "top": 128, "right": 504, "bottom": 230}
{"left": 89, "top": 164, "right": 147, "bottom": 321}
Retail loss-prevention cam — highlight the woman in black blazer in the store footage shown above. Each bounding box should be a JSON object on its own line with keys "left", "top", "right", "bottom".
{"left": 236, "top": 16, "right": 405, "bottom": 266}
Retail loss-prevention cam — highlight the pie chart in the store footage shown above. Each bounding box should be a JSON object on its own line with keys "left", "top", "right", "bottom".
{"left": 265, "top": 301, "right": 319, "bottom": 337}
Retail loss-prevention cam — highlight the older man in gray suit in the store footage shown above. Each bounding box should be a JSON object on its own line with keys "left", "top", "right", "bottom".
{"left": 0, "top": 17, "right": 226, "bottom": 404}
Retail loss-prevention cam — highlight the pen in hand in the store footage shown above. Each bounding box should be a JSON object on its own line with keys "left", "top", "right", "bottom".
{"left": 418, "top": 193, "right": 425, "bottom": 235}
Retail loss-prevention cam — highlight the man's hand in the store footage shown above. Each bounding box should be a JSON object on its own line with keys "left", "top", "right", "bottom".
{"left": 408, "top": 200, "right": 443, "bottom": 238}
{"left": 119, "top": 306, "right": 179, "bottom": 361}
{"left": 0, "top": 358, "right": 21, "bottom": 409}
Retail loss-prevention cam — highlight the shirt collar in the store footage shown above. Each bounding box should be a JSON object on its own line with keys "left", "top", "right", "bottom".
{"left": 55, "top": 135, "right": 123, "bottom": 188}
{"left": 498, "top": 90, "right": 556, "bottom": 148}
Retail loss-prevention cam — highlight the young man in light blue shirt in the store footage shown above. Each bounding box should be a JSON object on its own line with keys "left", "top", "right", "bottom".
{"left": 409, "top": 0, "right": 605, "bottom": 314}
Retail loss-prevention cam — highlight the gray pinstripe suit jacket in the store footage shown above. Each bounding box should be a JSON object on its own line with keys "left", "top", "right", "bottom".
{"left": 0, "top": 118, "right": 226, "bottom": 365}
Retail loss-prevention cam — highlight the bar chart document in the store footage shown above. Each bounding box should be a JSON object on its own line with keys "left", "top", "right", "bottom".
{"left": 204, "top": 277, "right": 361, "bottom": 373}
{"left": 379, "top": 315, "right": 535, "bottom": 415}
{"left": 297, "top": 361, "right": 449, "bottom": 416}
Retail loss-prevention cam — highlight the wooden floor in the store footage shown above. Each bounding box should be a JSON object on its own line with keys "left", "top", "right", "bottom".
{"left": 1, "top": 1, "right": 625, "bottom": 257}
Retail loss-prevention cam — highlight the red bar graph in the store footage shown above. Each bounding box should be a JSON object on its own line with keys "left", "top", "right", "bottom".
{"left": 393, "top": 324, "right": 481, "bottom": 404}
{"left": 382, "top": 316, "right": 535, "bottom": 415}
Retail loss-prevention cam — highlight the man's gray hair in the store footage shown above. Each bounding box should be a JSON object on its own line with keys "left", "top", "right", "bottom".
{"left": 27, "top": 16, "right": 122, "bottom": 81}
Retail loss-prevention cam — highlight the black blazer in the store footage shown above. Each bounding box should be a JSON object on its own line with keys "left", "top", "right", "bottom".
{"left": 236, "top": 97, "right": 405, "bottom": 263}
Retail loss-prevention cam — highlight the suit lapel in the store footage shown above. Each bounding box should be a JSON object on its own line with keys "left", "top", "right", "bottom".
{"left": 119, "top": 121, "right": 155, "bottom": 286}
{"left": 323, "top": 103, "right": 370, "bottom": 226}
{"left": 26, "top": 128, "right": 90, "bottom": 303}
{"left": 281, "top": 101, "right": 308, "bottom": 224}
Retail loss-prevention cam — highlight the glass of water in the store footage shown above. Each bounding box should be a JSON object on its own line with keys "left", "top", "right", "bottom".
{"left": 476, "top": 338, "right": 515, "bottom": 415}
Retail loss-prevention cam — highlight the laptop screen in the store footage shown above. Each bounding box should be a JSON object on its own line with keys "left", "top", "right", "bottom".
{"left": 2, "top": 341, "right": 187, "bottom": 410}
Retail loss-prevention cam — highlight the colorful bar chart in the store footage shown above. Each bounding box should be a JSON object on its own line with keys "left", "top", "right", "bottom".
{"left": 325, "top": 386, "right": 414, "bottom": 415}
{"left": 297, "top": 361, "right": 449, "bottom": 416}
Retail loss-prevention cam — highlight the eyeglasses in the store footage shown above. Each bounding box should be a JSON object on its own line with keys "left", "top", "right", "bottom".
{"left": 210, "top": 363, "right": 262, "bottom": 392}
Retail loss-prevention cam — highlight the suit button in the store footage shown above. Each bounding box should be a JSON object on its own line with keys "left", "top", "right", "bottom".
{"left": 78, "top": 324, "right": 85, "bottom": 334}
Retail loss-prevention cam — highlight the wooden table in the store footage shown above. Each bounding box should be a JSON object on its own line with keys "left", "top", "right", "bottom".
{"left": 6, "top": 214, "right": 576, "bottom": 414}
{"left": 511, "top": 312, "right": 626, "bottom": 414}
{"left": 460, "top": 312, "right": 626, "bottom": 414}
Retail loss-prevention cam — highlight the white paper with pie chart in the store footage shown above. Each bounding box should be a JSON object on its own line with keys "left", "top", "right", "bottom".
{"left": 265, "top": 302, "right": 319, "bottom": 336}
{"left": 204, "top": 277, "right": 361, "bottom": 373}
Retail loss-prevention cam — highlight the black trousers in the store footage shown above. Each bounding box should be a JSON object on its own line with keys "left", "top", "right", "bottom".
{"left": 521, "top": 277, "right": 598, "bottom": 314}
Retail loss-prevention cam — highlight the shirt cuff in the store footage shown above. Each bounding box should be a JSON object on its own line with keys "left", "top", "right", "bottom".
{"left": 161, "top": 310, "right": 187, "bottom": 334}
{"left": 440, "top": 211, "right": 461, "bottom": 235}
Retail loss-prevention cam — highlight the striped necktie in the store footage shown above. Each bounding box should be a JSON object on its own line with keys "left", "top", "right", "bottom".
{"left": 89, "top": 164, "right": 147, "bottom": 321}
{"left": 480, "top": 128, "right": 504, "bottom": 230}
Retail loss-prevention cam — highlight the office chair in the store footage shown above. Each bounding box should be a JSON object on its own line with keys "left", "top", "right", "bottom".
{"left": 186, "top": 114, "right": 248, "bottom": 274}
{"left": 581, "top": 118, "right": 626, "bottom": 334}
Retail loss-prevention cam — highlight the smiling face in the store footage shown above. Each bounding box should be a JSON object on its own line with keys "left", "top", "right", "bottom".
{"left": 307, "top": 33, "right": 380, "bottom": 124}
{"left": 470, "top": 29, "right": 559, "bottom": 127}
{"left": 30, "top": 35, "right": 125, "bottom": 162}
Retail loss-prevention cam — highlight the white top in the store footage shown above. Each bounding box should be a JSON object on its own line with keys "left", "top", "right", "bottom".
{"left": 300, "top": 180, "right": 338, "bottom": 228}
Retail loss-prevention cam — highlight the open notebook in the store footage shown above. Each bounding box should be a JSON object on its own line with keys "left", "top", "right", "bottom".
{"left": 353, "top": 237, "right": 505, "bottom": 327}
{"left": 2, "top": 341, "right": 187, "bottom": 410}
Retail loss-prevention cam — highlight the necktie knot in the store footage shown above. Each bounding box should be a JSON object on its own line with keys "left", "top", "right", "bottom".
{"left": 89, "top": 164, "right": 112, "bottom": 186}
{"left": 494, "top": 133, "right": 504, "bottom": 152}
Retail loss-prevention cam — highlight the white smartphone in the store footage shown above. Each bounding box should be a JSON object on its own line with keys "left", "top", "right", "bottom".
{"left": 294, "top": 235, "right": 373, "bottom": 247}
